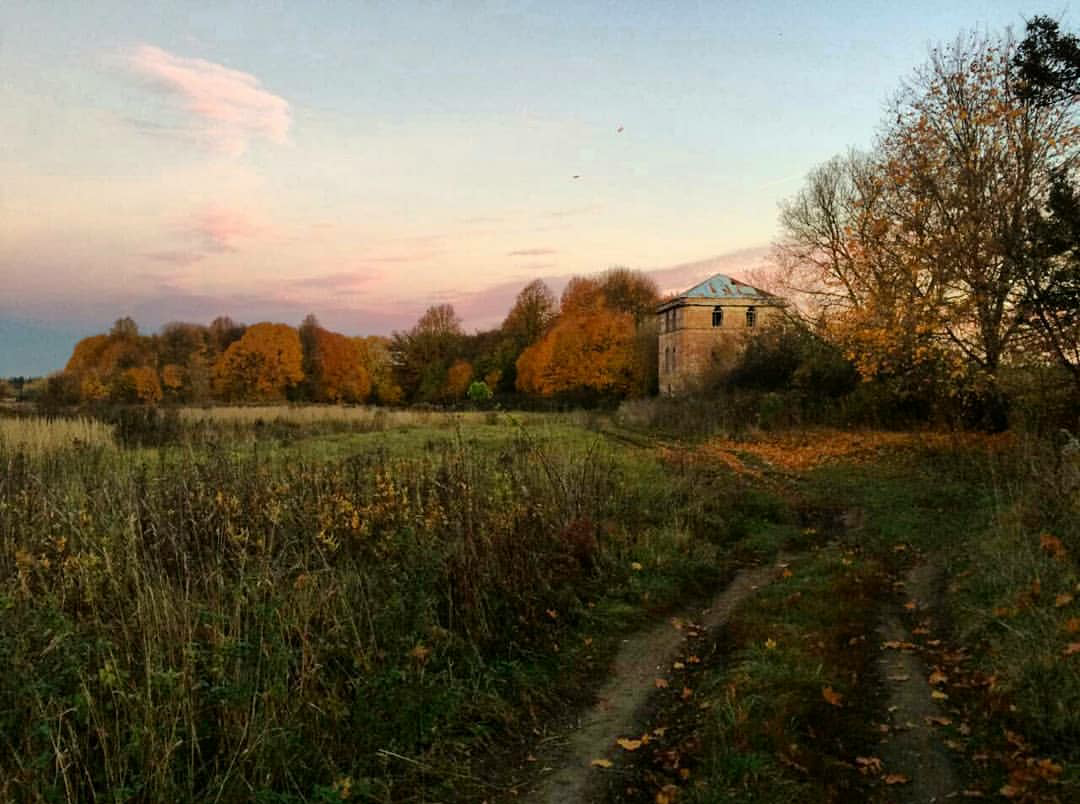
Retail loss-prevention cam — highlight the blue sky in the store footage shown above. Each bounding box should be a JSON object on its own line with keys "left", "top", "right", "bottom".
{"left": 0, "top": 0, "right": 1062, "bottom": 374}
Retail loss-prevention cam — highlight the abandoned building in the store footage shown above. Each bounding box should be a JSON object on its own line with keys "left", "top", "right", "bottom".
{"left": 657, "top": 273, "right": 785, "bottom": 394}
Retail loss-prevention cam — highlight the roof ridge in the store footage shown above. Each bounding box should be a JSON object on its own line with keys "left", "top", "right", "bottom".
{"left": 676, "top": 272, "right": 773, "bottom": 300}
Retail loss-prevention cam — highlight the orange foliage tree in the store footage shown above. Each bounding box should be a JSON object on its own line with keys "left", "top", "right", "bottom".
{"left": 214, "top": 323, "right": 304, "bottom": 401}
{"left": 307, "top": 325, "right": 371, "bottom": 403}
{"left": 516, "top": 271, "right": 657, "bottom": 397}
{"left": 516, "top": 302, "right": 639, "bottom": 396}
{"left": 442, "top": 359, "right": 473, "bottom": 400}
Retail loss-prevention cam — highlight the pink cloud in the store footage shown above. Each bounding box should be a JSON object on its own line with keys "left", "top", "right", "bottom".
{"left": 128, "top": 44, "right": 290, "bottom": 156}
{"left": 186, "top": 208, "right": 263, "bottom": 253}
{"left": 507, "top": 247, "right": 557, "bottom": 257}
{"left": 288, "top": 272, "right": 379, "bottom": 291}
{"left": 144, "top": 249, "right": 207, "bottom": 266}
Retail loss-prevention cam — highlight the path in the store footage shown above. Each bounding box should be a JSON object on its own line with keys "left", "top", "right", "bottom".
{"left": 527, "top": 563, "right": 779, "bottom": 804}
{"left": 874, "top": 559, "right": 962, "bottom": 803}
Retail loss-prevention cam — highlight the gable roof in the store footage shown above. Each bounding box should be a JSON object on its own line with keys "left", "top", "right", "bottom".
{"left": 659, "top": 274, "right": 779, "bottom": 310}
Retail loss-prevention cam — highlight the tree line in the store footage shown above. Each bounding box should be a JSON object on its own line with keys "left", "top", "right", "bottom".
{"left": 46, "top": 268, "right": 661, "bottom": 406}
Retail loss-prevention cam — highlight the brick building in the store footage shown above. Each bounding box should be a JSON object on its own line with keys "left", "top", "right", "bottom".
{"left": 657, "top": 273, "right": 785, "bottom": 394}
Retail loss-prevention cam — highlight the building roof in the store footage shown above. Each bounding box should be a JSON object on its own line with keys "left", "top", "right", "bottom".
{"left": 658, "top": 274, "right": 779, "bottom": 310}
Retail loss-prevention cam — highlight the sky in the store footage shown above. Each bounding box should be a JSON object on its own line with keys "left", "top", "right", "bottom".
{"left": 0, "top": 0, "right": 1063, "bottom": 375}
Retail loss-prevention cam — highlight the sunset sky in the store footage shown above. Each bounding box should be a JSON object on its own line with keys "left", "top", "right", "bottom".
{"left": 0, "top": 0, "right": 1054, "bottom": 374}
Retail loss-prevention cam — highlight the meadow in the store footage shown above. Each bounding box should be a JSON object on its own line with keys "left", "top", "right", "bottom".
{"left": 1, "top": 404, "right": 1077, "bottom": 802}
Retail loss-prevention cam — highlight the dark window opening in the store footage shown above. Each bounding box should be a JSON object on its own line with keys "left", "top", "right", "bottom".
{"left": 746, "top": 306, "right": 756, "bottom": 328}
{"left": 712, "top": 306, "right": 723, "bottom": 327}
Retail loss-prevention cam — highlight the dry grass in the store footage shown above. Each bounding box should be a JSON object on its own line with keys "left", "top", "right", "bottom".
{"left": 177, "top": 404, "right": 499, "bottom": 429}
{"left": 0, "top": 416, "right": 115, "bottom": 455}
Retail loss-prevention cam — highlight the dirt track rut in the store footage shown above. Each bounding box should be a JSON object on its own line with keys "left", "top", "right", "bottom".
{"left": 527, "top": 562, "right": 779, "bottom": 804}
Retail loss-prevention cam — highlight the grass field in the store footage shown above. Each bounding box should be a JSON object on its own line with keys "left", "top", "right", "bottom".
{"left": 1, "top": 407, "right": 1077, "bottom": 802}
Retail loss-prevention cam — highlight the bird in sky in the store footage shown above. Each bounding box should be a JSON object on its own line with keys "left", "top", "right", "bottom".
{"left": 617, "top": 125, "right": 624, "bottom": 133}
{"left": 572, "top": 174, "right": 581, "bottom": 179}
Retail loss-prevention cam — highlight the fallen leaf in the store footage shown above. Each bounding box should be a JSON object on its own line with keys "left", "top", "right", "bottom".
{"left": 673, "top": 661, "right": 685, "bottom": 670}
{"left": 932, "top": 690, "right": 949, "bottom": 700}
{"left": 904, "top": 600, "right": 918, "bottom": 611}
{"left": 884, "top": 773, "right": 910, "bottom": 785}
{"left": 888, "top": 674, "right": 910, "bottom": 682}
{"left": 631, "top": 561, "right": 643, "bottom": 571}
{"left": 782, "top": 568, "right": 794, "bottom": 579}
{"left": 409, "top": 644, "right": 431, "bottom": 663}
{"left": 1040, "top": 533, "right": 1067, "bottom": 559}
{"left": 1055, "top": 593, "right": 1074, "bottom": 607}
{"left": 681, "top": 686, "right": 693, "bottom": 700}
{"left": 1065, "top": 618, "right": 1080, "bottom": 633}
{"left": 590, "top": 758, "right": 613, "bottom": 768}
{"left": 616, "top": 738, "right": 642, "bottom": 751}
{"left": 1064, "top": 642, "right": 1080, "bottom": 657}
{"left": 546, "top": 609, "right": 558, "bottom": 620}
{"left": 822, "top": 686, "right": 843, "bottom": 707}
{"left": 855, "top": 756, "right": 883, "bottom": 775}
{"left": 928, "top": 669, "right": 948, "bottom": 685}
{"left": 765, "top": 638, "right": 778, "bottom": 650}
{"left": 655, "top": 677, "right": 669, "bottom": 689}
{"left": 925, "top": 715, "right": 952, "bottom": 727}
{"left": 656, "top": 784, "right": 679, "bottom": 804}
{"left": 687, "top": 655, "right": 701, "bottom": 664}
{"left": 1000, "top": 784, "right": 1021, "bottom": 798}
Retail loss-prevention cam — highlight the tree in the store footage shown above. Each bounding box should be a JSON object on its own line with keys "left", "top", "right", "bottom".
{"left": 515, "top": 270, "right": 659, "bottom": 398}
{"left": 1014, "top": 16, "right": 1080, "bottom": 106}
{"left": 502, "top": 279, "right": 557, "bottom": 347}
{"left": 114, "top": 366, "right": 163, "bottom": 404}
{"left": 390, "top": 304, "right": 464, "bottom": 402}
{"left": 516, "top": 305, "right": 639, "bottom": 396}
{"left": 780, "top": 31, "right": 1080, "bottom": 411}
{"left": 597, "top": 267, "right": 660, "bottom": 323}
{"left": 304, "top": 323, "right": 371, "bottom": 403}
{"left": 214, "top": 322, "right": 304, "bottom": 401}
{"left": 355, "top": 336, "right": 403, "bottom": 404}
{"left": 442, "top": 359, "right": 473, "bottom": 401}
{"left": 1012, "top": 18, "right": 1080, "bottom": 391}
{"left": 877, "top": 32, "right": 1076, "bottom": 383}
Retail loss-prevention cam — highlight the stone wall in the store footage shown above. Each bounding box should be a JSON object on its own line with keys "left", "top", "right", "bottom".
{"left": 657, "top": 300, "right": 784, "bottom": 394}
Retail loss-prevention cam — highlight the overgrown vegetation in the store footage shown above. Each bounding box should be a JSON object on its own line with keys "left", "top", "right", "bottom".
{"left": 0, "top": 411, "right": 800, "bottom": 802}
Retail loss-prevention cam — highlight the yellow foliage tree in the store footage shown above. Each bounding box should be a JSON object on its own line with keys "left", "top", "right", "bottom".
{"left": 214, "top": 323, "right": 305, "bottom": 401}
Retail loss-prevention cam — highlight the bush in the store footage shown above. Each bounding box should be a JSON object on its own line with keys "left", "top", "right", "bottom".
{"left": 467, "top": 380, "right": 492, "bottom": 401}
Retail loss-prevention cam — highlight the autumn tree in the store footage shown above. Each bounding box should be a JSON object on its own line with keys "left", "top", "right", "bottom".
{"left": 516, "top": 270, "right": 658, "bottom": 397}
{"left": 299, "top": 317, "right": 371, "bottom": 403}
{"left": 442, "top": 359, "right": 473, "bottom": 401}
{"left": 502, "top": 279, "right": 557, "bottom": 347}
{"left": 390, "top": 304, "right": 464, "bottom": 402}
{"left": 777, "top": 152, "right": 950, "bottom": 386}
{"left": 214, "top": 322, "right": 304, "bottom": 401}
{"left": 355, "top": 336, "right": 403, "bottom": 404}
{"left": 780, "top": 29, "right": 1080, "bottom": 417}
{"left": 878, "top": 32, "right": 1077, "bottom": 386}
